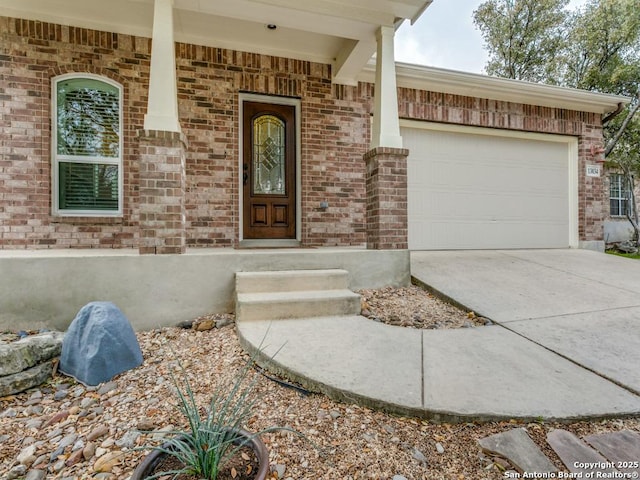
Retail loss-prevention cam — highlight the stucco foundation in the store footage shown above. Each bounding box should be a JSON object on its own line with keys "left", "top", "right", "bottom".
{"left": 0, "top": 248, "right": 409, "bottom": 331}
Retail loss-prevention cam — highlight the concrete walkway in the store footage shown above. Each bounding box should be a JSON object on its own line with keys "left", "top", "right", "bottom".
{"left": 237, "top": 249, "right": 640, "bottom": 422}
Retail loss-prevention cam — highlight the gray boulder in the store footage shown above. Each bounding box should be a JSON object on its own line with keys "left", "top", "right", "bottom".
{"left": 0, "top": 331, "right": 64, "bottom": 377}
{"left": 59, "top": 302, "right": 143, "bottom": 386}
{"left": 0, "top": 363, "right": 56, "bottom": 397}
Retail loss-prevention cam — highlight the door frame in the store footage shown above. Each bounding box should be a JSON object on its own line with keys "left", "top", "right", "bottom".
{"left": 238, "top": 93, "right": 302, "bottom": 246}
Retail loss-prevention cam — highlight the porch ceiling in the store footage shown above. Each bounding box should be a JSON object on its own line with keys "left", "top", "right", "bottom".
{"left": 0, "top": 0, "right": 432, "bottom": 85}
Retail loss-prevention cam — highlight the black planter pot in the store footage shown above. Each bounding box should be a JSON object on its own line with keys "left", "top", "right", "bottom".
{"left": 130, "top": 428, "right": 270, "bottom": 480}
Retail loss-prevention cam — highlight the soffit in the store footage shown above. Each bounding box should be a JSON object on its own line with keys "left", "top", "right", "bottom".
{"left": 0, "top": 0, "right": 432, "bottom": 84}
{"left": 359, "top": 61, "right": 628, "bottom": 115}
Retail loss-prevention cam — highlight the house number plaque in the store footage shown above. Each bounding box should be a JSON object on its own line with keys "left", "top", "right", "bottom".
{"left": 586, "top": 165, "right": 601, "bottom": 177}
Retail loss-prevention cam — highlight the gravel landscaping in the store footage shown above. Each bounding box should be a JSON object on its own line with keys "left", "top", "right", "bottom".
{"left": 1, "top": 287, "right": 640, "bottom": 479}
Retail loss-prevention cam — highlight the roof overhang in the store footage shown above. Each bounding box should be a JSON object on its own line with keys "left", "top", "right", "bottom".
{"left": 0, "top": 0, "right": 432, "bottom": 85}
{"left": 359, "top": 61, "right": 629, "bottom": 115}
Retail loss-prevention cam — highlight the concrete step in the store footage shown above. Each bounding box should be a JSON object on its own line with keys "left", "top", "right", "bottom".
{"left": 235, "top": 269, "right": 349, "bottom": 294}
{"left": 236, "top": 289, "right": 361, "bottom": 322}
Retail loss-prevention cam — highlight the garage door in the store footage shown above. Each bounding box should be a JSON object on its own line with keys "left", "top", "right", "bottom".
{"left": 402, "top": 122, "right": 577, "bottom": 250}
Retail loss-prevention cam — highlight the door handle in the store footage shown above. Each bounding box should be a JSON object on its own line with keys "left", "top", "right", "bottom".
{"left": 243, "top": 163, "right": 248, "bottom": 186}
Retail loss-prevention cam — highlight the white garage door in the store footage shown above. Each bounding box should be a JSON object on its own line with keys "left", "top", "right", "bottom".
{"left": 402, "top": 122, "right": 577, "bottom": 250}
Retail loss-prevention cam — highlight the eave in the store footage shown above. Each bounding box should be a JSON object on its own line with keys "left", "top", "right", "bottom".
{"left": 359, "top": 61, "right": 629, "bottom": 115}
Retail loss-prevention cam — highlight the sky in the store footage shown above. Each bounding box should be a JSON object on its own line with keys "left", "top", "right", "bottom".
{"left": 395, "top": 0, "right": 588, "bottom": 74}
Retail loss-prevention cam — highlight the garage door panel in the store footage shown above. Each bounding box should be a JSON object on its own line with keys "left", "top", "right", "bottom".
{"left": 412, "top": 191, "right": 567, "bottom": 224}
{"left": 409, "top": 219, "right": 570, "bottom": 250}
{"left": 403, "top": 125, "right": 573, "bottom": 250}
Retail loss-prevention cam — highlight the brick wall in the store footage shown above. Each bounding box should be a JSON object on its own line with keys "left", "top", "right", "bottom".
{"left": 0, "top": 15, "right": 606, "bottom": 249}
{"left": 0, "top": 16, "right": 369, "bottom": 249}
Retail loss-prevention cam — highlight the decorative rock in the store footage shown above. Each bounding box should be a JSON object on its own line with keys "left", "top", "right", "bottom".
{"left": 136, "top": 417, "right": 157, "bottom": 431}
{"left": 17, "top": 444, "right": 37, "bottom": 465}
{"left": 42, "top": 410, "right": 69, "bottom": 428}
{"left": 87, "top": 424, "right": 110, "bottom": 442}
{"left": 32, "top": 454, "right": 48, "bottom": 468}
{"left": 101, "top": 437, "right": 116, "bottom": 448}
{"left": 6, "top": 464, "right": 27, "bottom": 480}
{"left": 72, "top": 439, "right": 85, "bottom": 451}
{"left": 42, "top": 410, "right": 70, "bottom": 428}
{"left": 25, "top": 418, "right": 43, "bottom": 430}
{"left": 97, "top": 381, "right": 118, "bottom": 396}
{"left": 52, "top": 459, "right": 66, "bottom": 472}
{"left": 480, "top": 428, "right": 557, "bottom": 475}
{"left": 216, "top": 317, "right": 233, "bottom": 328}
{"left": 547, "top": 429, "right": 615, "bottom": 475}
{"left": 93, "top": 451, "right": 122, "bottom": 472}
{"left": 80, "top": 397, "right": 97, "bottom": 408}
{"left": 1, "top": 407, "right": 17, "bottom": 418}
{"left": 0, "top": 362, "right": 56, "bottom": 397}
{"left": 59, "top": 302, "right": 143, "bottom": 386}
{"left": 436, "top": 442, "right": 445, "bottom": 454}
{"left": 115, "top": 431, "right": 140, "bottom": 449}
{"left": 65, "top": 448, "right": 85, "bottom": 467}
{"left": 274, "top": 464, "right": 286, "bottom": 478}
{"left": 0, "top": 331, "right": 64, "bottom": 376}
{"left": 53, "top": 390, "right": 69, "bottom": 401}
{"left": 193, "top": 318, "right": 215, "bottom": 331}
{"left": 58, "top": 433, "right": 78, "bottom": 449}
{"left": 49, "top": 445, "right": 66, "bottom": 463}
{"left": 83, "top": 442, "right": 96, "bottom": 460}
{"left": 25, "top": 470, "right": 46, "bottom": 480}
{"left": 411, "top": 447, "right": 428, "bottom": 467}
{"left": 393, "top": 476, "right": 409, "bottom": 480}
{"left": 362, "top": 433, "right": 376, "bottom": 443}
{"left": 95, "top": 446, "right": 109, "bottom": 457}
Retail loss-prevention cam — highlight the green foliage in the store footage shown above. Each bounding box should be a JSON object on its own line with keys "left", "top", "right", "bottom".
{"left": 474, "top": 0, "right": 640, "bottom": 241}
{"left": 606, "top": 249, "right": 640, "bottom": 259}
{"left": 562, "top": 0, "right": 640, "bottom": 94}
{"left": 473, "top": 0, "right": 570, "bottom": 82}
{"left": 143, "top": 355, "right": 293, "bottom": 480}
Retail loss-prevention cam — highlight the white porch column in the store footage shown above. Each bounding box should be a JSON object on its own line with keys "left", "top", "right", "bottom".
{"left": 144, "top": 0, "right": 181, "bottom": 132}
{"left": 371, "top": 25, "right": 402, "bottom": 149}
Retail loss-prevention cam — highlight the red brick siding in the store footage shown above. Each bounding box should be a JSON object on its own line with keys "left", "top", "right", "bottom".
{"left": 364, "top": 147, "right": 409, "bottom": 249}
{"left": 138, "top": 130, "right": 187, "bottom": 254}
{"left": 0, "top": 15, "right": 607, "bottom": 249}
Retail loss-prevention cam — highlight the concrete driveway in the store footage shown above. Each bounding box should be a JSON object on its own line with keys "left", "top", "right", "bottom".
{"left": 411, "top": 249, "right": 640, "bottom": 396}
{"left": 237, "top": 248, "right": 640, "bottom": 422}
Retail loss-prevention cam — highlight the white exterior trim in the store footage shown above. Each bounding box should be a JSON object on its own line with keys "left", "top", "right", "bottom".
{"left": 360, "top": 62, "right": 628, "bottom": 115}
{"left": 371, "top": 25, "right": 402, "bottom": 149}
{"left": 400, "top": 119, "right": 579, "bottom": 249}
{"left": 238, "top": 93, "right": 302, "bottom": 243}
{"left": 51, "top": 73, "right": 124, "bottom": 217}
{"left": 144, "top": 0, "right": 181, "bottom": 132}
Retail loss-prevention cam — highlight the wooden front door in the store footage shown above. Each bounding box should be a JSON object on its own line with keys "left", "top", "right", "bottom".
{"left": 243, "top": 101, "right": 296, "bottom": 240}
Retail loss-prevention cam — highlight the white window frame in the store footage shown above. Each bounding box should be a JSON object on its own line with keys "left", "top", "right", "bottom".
{"left": 52, "top": 73, "right": 123, "bottom": 217}
{"left": 610, "top": 173, "right": 630, "bottom": 218}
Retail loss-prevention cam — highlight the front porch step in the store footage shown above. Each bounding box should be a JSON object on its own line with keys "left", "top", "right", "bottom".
{"left": 236, "top": 269, "right": 350, "bottom": 294}
{"left": 235, "top": 269, "right": 361, "bottom": 322}
{"left": 236, "top": 290, "right": 361, "bottom": 322}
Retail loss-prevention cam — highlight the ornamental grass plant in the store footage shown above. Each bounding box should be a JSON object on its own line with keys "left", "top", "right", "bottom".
{"left": 138, "top": 350, "right": 292, "bottom": 480}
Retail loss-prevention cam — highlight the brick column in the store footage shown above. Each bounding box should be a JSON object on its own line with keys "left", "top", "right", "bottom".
{"left": 138, "top": 130, "right": 188, "bottom": 254}
{"left": 364, "top": 147, "right": 409, "bottom": 249}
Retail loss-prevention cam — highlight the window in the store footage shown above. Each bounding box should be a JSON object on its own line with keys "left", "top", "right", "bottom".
{"left": 610, "top": 173, "right": 631, "bottom": 217}
{"left": 52, "top": 75, "right": 122, "bottom": 216}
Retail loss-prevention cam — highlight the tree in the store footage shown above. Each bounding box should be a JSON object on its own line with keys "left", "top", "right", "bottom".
{"left": 474, "top": 0, "right": 640, "bottom": 245}
{"left": 473, "top": 0, "right": 570, "bottom": 82}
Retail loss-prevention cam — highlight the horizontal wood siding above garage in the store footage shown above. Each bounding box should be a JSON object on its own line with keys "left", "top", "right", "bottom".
{"left": 401, "top": 121, "right": 578, "bottom": 250}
